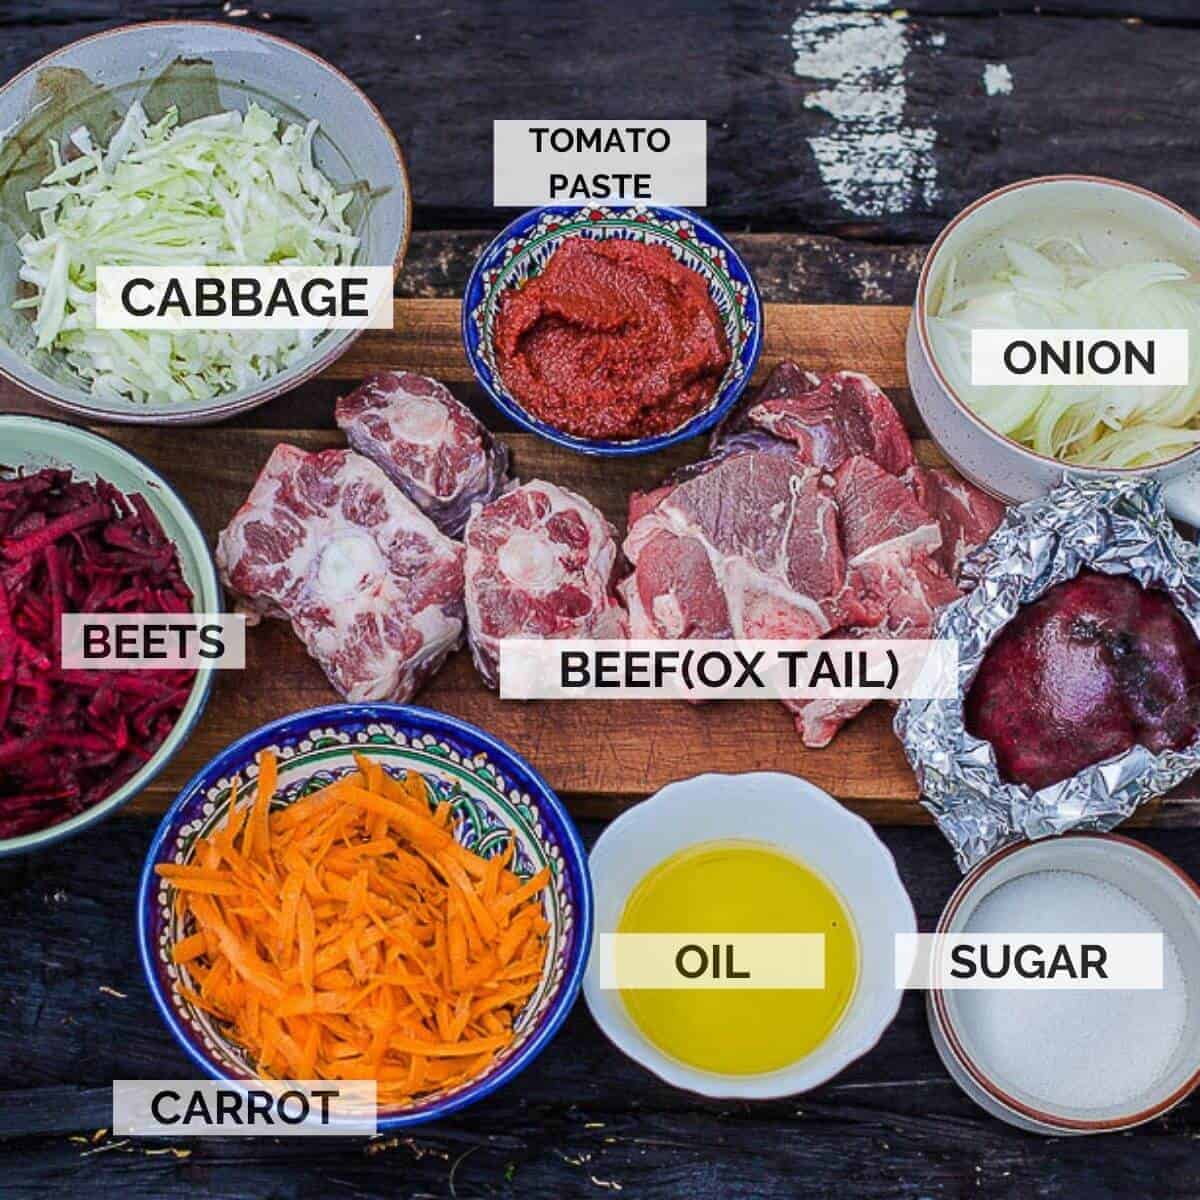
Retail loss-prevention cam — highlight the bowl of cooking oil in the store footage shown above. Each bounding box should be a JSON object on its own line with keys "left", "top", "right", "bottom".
{"left": 582, "top": 771, "right": 915, "bottom": 1098}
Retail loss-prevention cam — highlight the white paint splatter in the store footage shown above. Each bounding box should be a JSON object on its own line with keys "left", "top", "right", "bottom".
{"left": 850, "top": 258, "right": 886, "bottom": 301}
{"left": 983, "top": 62, "right": 1013, "bottom": 96}
{"left": 791, "top": 10, "right": 940, "bottom": 218}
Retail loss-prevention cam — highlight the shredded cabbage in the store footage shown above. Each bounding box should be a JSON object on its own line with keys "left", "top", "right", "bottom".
{"left": 15, "top": 101, "right": 359, "bottom": 405}
{"left": 929, "top": 237, "right": 1200, "bottom": 467}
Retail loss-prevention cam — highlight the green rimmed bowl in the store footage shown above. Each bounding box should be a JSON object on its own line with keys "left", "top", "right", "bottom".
{"left": 0, "top": 414, "right": 218, "bottom": 856}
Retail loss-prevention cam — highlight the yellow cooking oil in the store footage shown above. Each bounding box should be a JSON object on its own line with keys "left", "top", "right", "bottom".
{"left": 617, "top": 840, "right": 858, "bottom": 1075}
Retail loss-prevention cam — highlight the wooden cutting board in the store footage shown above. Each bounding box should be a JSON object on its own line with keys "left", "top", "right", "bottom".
{"left": 9, "top": 300, "right": 1197, "bottom": 825}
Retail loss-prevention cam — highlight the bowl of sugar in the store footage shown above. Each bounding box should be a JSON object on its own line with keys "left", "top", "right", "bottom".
{"left": 928, "top": 833, "right": 1200, "bottom": 1134}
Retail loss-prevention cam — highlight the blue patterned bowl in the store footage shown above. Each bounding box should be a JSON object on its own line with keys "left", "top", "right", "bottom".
{"left": 462, "top": 205, "right": 763, "bottom": 456}
{"left": 136, "top": 703, "right": 592, "bottom": 1128}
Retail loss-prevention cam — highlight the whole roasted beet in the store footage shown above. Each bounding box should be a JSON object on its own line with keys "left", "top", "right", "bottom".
{"left": 966, "top": 570, "right": 1200, "bottom": 790}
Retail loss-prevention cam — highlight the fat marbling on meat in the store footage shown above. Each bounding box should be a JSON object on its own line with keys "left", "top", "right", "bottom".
{"left": 791, "top": 456, "right": 962, "bottom": 748}
{"left": 625, "top": 361, "right": 1007, "bottom": 748}
{"left": 217, "top": 445, "right": 464, "bottom": 703}
{"left": 716, "top": 364, "right": 915, "bottom": 475}
{"left": 465, "top": 480, "right": 627, "bottom": 689}
{"left": 621, "top": 449, "right": 872, "bottom": 642}
{"left": 336, "top": 372, "right": 510, "bottom": 536}
{"left": 904, "top": 463, "right": 1008, "bottom": 579}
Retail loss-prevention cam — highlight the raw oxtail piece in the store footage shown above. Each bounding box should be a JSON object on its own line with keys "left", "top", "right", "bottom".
{"left": 216, "top": 445, "right": 465, "bottom": 703}
{"left": 787, "top": 456, "right": 961, "bottom": 749}
{"left": 903, "top": 464, "right": 1008, "bottom": 579}
{"left": 627, "top": 362, "right": 1008, "bottom": 749}
{"left": 966, "top": 570, "right": 1200, "bottom": 792}
{"left": 716, "top": 363, "right": 1005, "bottom": 565}
{"left": 621, "top": 449, "right": 865, "bottom": 642}
{"left": 464, "top": 479, "right": 627, "bottom": 689}
{"left": 335, "top": 371, "right": 510, "bottom": 537}
{"left": 715, "top": 364, "right": 915, "bottom": 475}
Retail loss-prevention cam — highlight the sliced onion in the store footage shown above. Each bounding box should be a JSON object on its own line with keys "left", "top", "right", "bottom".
{"left": 929, "top": 239, "right": 1200, "bottom": 467}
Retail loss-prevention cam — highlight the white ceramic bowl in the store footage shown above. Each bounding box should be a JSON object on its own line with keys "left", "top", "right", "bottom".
{"left": 0, "top": 22, "right": 411, "bottom": 424}
{"left": 907, "top": 175, "right": 1200, "bottom": 526}
{"left": 583, "top": 772, "right": 916, "bottom": 1099}
{"left": 929, "top": 834, "right": 1200, "bottom": 1135}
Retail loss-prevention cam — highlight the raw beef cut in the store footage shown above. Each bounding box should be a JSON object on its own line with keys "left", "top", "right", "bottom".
{"left": 717, "top": 364, "right": 914, "bottom": 475}
{"left": 217, "top": 445, "right": 465, "bottom": 703}
{"left": 904, "top": 465, "right": 1007, "bottom": 579}
{"left": 718, "top": 362, "right": 1004, "bottom": 575}
{"left": 336, "top": 372, "right": 510, "bottom": 536}
{"left": 967, "top": 571, "right": 1200, "bottom": 791}
{"left": 626, "top": 361, "right": 1007, "bottom": 748}
{"left": 622, "top": 450, "right": 871, "bottom": 642}
{"left": 789, "top": 457, "right": 961, "bottom": 748}
{"left": 464, "top": 480, "right": 627, "bottom": 689}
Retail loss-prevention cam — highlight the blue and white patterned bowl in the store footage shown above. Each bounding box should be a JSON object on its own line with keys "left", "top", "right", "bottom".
{"left": 462, "top": 205, "right": 763, "bottom": 457}
{"left": 136, "top": 703, "right": 592, "bottom": 1128}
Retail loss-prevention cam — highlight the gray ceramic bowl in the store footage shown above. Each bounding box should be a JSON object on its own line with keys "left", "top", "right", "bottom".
{"left": 0, "top": 22, "right": 411, "bottom": 424}
{"left": 0, "top": 414, "right": 219, "bottom": 856}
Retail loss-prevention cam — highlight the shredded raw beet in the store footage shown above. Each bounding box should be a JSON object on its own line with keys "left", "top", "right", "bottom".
{"left": 0, "top": 467, "right": 195, "bottom": 838}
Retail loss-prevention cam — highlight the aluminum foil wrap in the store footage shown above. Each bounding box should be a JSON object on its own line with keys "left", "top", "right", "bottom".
{"left": 894, "top": 475, "right": 1200, "bottom": 871}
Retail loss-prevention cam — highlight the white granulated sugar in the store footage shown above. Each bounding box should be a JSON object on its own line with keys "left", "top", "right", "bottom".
{"left": 790, "top": 10, "right": 940, "bottom": 218}
{"left": 955, "top": 871, "right": 1188, "bottom": 1112}
{"left": 983, "top": 62, "right": 1013, "bottom": 96}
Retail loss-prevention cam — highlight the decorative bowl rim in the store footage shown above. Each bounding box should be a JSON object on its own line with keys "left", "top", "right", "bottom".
{"left": 461, "top": 203, "right": 763, "bottom": 458}
{"left": 136, "top": 701, "right": 594, "bottom": 1128}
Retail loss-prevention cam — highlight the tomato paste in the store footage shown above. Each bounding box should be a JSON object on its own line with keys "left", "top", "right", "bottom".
{"left": 495, "top": 237, "right": 731, "bottom": 440}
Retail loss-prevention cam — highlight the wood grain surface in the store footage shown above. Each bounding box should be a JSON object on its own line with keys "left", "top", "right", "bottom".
{"left": 130, "top": 422, "right": 932, "bottom": 817}
{"left": 1, "top": 817, "right": 1198, "bottom": 1198}
{"left": 0, "top": 299, "right": 912, "bottom": 392}
{"left": 393, "top": 230, "right": 933, "bottom": 308}
{"left": 11, "top": 299, "right": 1198, "bottom": 825}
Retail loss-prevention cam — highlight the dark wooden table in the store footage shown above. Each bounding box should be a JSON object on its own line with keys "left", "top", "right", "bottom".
{"left": 4, "top": 3, "right": 1200, "bottom": 1196}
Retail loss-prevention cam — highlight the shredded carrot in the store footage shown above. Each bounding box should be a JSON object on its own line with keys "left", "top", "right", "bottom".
{"left": 251, "top": 750, "right": 276, "bottom": 867}
{"left": 156, "top": 752, "right": 551, "bottom": 1106}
